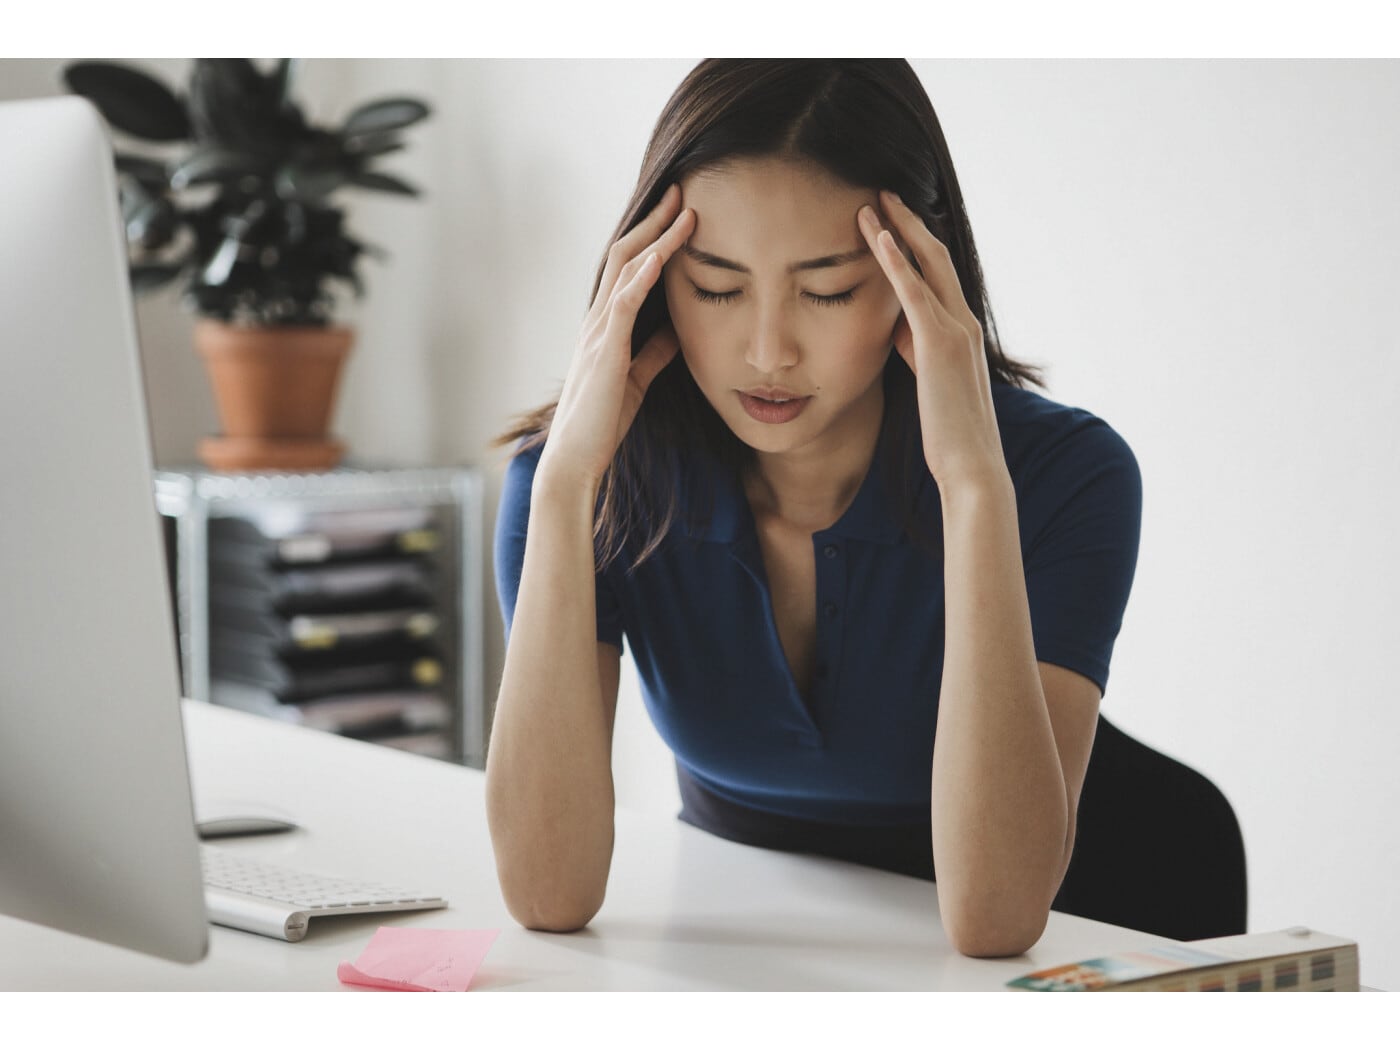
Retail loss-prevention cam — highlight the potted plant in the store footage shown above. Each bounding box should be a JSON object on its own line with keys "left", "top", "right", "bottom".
{"left": 62, "top": 58, "right": 431, "bottom": 471}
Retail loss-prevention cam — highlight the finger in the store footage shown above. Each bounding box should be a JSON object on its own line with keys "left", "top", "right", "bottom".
{"left": 858, "top": 206, "right": 949, "bottom": 340}
{"left": 600, "top": 250, "right": 664, "bottom": 350}
{"left": 626, "top": 205, "right": 695, "bottom": 291}
{"left": 877, "top": 190, "right": 979, "bottom": 330}
{"left": 595, "top": 184, "right": 684, "bottom": 310}
{"left": 591, "top": 204, "right": 695, "bottom": 333}
{"left": 590, "top": 206, "right": 694, "bottom": 345}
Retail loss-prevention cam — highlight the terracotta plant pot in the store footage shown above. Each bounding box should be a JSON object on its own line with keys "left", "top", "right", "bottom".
{"left": 195, "top": 320, "right": 353, "bottom": 472}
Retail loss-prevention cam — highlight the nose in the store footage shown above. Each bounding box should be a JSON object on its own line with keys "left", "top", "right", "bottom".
{"left": 743, "top": 299, "right": 799, "bottom": 374}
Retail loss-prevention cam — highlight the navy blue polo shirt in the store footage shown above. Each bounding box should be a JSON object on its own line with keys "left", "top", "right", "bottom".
{"left": 494, "top": 380, "right": 1142, "bottom": 828}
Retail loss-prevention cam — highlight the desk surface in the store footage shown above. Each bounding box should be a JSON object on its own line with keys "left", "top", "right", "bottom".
{"left": 1, "top": 702, "right": 1181, "bottom": 991}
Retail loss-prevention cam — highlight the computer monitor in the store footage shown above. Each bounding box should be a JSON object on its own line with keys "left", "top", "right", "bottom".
{"left": 0, "top": 95, "right": 208, "bottom": 963}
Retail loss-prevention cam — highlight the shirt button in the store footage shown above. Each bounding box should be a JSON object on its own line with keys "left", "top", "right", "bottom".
{"left": 823, "top": 602, "right": 838, "bottom": 619}
{"left": 823, "top": 544, "right": 839, "bottom": 559}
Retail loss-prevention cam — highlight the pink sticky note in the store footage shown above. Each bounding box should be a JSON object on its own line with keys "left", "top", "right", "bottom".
{"left": 338, "top": 926, "right": 500, "bottom": 992}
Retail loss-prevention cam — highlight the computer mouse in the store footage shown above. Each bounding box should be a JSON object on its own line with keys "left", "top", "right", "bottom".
{"left": 196, "top": 815, "right": 300, "bottom": 839}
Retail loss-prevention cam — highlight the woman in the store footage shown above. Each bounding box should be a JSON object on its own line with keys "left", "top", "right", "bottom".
{"left": 488, "top": 59, "right": 1141, "bottom": 958}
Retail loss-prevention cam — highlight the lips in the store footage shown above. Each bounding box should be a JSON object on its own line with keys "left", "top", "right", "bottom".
{"left": 737, "top": 390, "right": 812, "bottom": 424}
{"left": 741, "top": 386, "right": 808, "bottom": 402}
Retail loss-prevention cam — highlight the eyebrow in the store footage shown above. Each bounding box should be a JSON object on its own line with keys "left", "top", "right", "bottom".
{"left": 679, "top": 243, "right": 871, "bottom": 275}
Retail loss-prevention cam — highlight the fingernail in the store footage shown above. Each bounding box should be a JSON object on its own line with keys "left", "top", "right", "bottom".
{"left": 882, "top": 189, "right": 902, "bottom": 206}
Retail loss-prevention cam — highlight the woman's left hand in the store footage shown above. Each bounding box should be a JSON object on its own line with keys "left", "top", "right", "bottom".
{"left": 858, "top": 190, "right": 1008, "bottom": 492}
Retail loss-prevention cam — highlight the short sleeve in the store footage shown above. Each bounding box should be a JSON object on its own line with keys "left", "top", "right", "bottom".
{"left": 492, "top": 444, "right": 625, "bottom": 650}
{"left": 1019, "top": 420, "right": 1143, "bottom": 697}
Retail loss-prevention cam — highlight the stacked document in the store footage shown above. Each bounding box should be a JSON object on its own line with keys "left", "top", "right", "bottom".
{"left": 211, "top": 681, "right": 454, "bottom": 759}
{"left": 213, "top": 604, "right": 441, "bottom": 658}
{"left": 207, "top": 505, "right": 457, "bottom": 760}
{"left": 211, "top": 560, "right": 437, "bottom": 616}
{"left": 209, "top": 508, "right": 441, "bottom": 568}
{"left": 1008, "top": 927, "right": 1359, "bottom": 991}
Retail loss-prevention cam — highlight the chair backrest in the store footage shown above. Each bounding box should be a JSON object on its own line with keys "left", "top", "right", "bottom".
{"left": 1053, "top": 716, "right": 1248, "bottom": 941}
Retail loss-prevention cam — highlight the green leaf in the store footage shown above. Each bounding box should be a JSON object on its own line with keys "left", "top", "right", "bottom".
{"left": 342, "top": 131, "right": 407, "bottom": 158}
{"left": 275, "top": 166, "right": 346, "bottom": 202}
{"left": 202, "top": 235, "right": 243, "bottom": 287}
{"left": 62, "top": 61, "right": 189, "bottom": 142}
{"left": 347, "top": 171, "right": 420, "bottom": 197}
{"left": 126, "top": 198, "right": 178, "bottom": 250}
{"left": 119, "top": 183, "right": 154, "bottom": 223}
{"left": 130, "top": 263, "right": 185, "bottom": 292}
{"left": 271, "top": 59, "right": 300, "bottom": 107}
{"left": 220, "top": 198, "right": 269, "bottom": 240}
{"left": 341, "top": 97, "right": 430, "bottom": 137}
{"left": 115, "top": 152, "right": 169, "bottom": 186}
{"left": 188, "top": 59, "right": 304, "bottom": 149}
{"left": 195, "top": 59, "right": 265, "bottom": 103}
{"left": 170, "top": 147, "right": 264, "bottom": 189}
{"left": 283, "top": 201, "right": 308, "bottom": 244}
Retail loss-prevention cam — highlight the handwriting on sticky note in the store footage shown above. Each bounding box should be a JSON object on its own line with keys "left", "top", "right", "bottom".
{"left": 338, "top": 926, "right": 500, "bottom": 992}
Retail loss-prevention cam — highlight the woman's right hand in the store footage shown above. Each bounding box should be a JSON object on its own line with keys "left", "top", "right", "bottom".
{"left": 537, "top": 183, "right": 695, "bottom": 490}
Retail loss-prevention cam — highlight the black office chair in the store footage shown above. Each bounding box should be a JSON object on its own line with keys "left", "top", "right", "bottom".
{"left": 1053, "top": 716, "right": 1248, "bottom": 941}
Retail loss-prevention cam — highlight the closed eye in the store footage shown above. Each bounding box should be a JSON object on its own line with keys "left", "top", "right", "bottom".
{"left": 690, "top": 285, "right": 858, "bottom": 307}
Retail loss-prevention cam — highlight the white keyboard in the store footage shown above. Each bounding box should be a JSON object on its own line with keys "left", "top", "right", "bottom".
{"left": 201, "top": 845, "right": 447, "bottom": 942}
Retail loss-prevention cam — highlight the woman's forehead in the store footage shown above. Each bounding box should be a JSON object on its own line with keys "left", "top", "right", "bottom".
{"left": 683, "top": 156, "right": 868, "bottom": 208}
{"left": 680, "top": 158, "right": 874, "bottom": 257}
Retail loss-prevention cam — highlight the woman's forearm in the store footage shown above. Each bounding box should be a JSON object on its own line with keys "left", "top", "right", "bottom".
{"left": 930, "top": 468, "right": 1071, "bottom": 957}
{"left": 485, "top": 461, "right": 616, "bottom": 931}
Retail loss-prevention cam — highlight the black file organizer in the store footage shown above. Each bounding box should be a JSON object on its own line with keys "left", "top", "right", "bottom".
{"left": 155, "top": 465, "right": 485, "bottom": 767}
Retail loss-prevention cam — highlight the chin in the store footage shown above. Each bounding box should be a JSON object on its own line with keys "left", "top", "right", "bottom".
{"left": 724, "top": 415, "right": 811, "bottom": 454}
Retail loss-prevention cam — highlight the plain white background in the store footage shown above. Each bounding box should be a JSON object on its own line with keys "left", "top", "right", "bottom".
{"left": 3, "top": 56, "right": 1396, "bottom": 990}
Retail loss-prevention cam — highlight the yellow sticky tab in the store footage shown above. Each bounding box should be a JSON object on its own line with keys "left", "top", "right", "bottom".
{"left": 412, "top": 658, "right": 442, "bottom": 686}
{"left": 397, "top": 529, "right": 439, "bottom": 554}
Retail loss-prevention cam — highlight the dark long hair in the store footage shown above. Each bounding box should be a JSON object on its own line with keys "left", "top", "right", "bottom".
{"left": 495, "top": 59, "right": 1047, "bottom": 571}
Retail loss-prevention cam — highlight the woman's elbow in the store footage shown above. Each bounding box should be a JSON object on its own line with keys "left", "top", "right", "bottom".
{"left": 943, "top": 907, "right": 1049, "bottom": 959}
{"left": 501, "top": 885, "right": 605, "bottom": 933}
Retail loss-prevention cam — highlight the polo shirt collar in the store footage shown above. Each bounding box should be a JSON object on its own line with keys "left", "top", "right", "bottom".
{"left": 680, "top": 420, "right": 910, "bottom": 546}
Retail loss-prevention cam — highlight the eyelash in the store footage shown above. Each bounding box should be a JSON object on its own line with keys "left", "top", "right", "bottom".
{"left": 690, "top": 286, "right": 857, "bottom": 308}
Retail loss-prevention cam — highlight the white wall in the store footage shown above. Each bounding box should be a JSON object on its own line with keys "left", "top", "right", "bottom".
{"left": 4, "top": 58, "right": 1396, "bottom": 988}
{"left": 925, "top": 61, "right": 1400, "bottom": 991}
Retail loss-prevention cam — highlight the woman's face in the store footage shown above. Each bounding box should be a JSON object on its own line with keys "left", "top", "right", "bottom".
{"left": 662, "top": 156, "right": 904, "bottom": 458}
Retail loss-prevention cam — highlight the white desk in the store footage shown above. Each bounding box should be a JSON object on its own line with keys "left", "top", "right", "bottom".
{"left": 0, "top": 702, "right": 1182, "bottom": 991}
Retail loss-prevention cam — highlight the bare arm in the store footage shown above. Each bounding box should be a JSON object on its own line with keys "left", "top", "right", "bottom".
{"left": 485, "top": 185, "right": 694, "bottom": 932}
{"left": 485, "top": 469, "right": 624, "bottom": 932}
{"left": 930, "top": 472, "right": 1100, "bottom": 958}
{"left": 853, "top": 193, "right": 1100, "bottom": 957}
